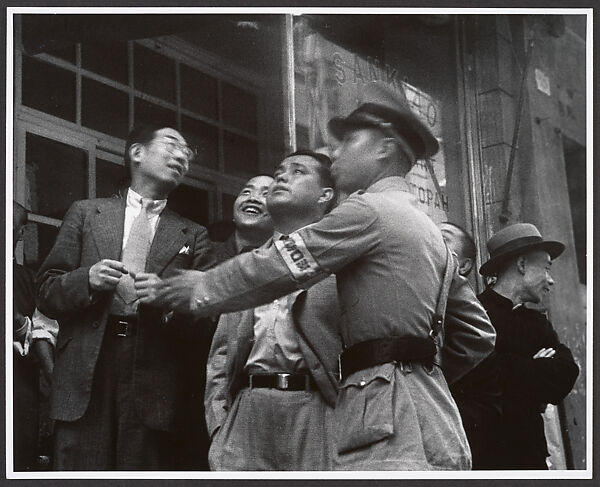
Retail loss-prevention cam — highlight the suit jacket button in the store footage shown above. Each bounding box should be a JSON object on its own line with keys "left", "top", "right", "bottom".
{"left": 92, "top": 320, "right": 100, "bottom": 328}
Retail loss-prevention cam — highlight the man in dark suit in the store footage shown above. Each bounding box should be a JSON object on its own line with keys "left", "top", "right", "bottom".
{"left": 36, "top": 125, "right": 216, "bottom": 470}
{"left": 477, "top": 223, "right": 579, "bottom": 469}
{"left": 205, "top": 150, "right": 342, "bottom": 470}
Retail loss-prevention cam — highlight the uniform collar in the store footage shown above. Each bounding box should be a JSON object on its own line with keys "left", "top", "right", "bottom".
{"left": 365, "top": 176, "right": 410, "bottom": 194}
{"left": 126, "top": 188, "right": 167, "bottom": 215}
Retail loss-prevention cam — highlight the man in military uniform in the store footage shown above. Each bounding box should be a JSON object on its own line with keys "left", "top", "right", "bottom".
{"left": 150, "top": 88, "right": 496, "bottom": 470}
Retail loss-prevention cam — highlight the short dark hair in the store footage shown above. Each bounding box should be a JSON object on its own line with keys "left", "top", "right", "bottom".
{"left": 284, "top": 149, "right": 336, "bottom": 212}
{"left": 440, "top": 221, "right": 476, "bottom": 260}
{"left": 124, "top": 123, "right": 194, "bottom": 182}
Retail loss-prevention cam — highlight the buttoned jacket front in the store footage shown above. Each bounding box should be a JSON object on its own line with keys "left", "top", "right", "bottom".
{"left": 204, "top": 250, "right": 342, "bottom": 438}
{"left": 190, "top": 176, "right": 496, "bottom": 469}
{"left": 36, "top": 197, "right": 216, "bottom": 432}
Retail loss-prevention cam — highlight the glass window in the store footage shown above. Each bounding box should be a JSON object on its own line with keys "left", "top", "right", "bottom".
{"left": 81, "top": 41, "right": 129, "bottom": 84}
{"left": 134, "top": 97, "right": 176, "bottom": 128}
{"left": 23, "top": 222, "right": 59, "bottom": 270}
{"left": 82, "top": 78, "right": 129, "bottom": 139}
{"left": 221, "top": 192, "right": 236, "bottom": 222}
{"left": 222, "top": 82, "right": 257, "bottom": 134}
{"left": 22, "top": 55, "right": 76, "bottom": 122}
{"left": 96, "top": 158, "right": 127, "bottom": 199}
{"left": 223, "top": 132, "right": 259, "bottom": 178}
{"left": 167, "top": 184, "right": 210, "bottom": 226}
{"left": 564, "top": 137, "right": 586, "bottom": 283}
{"left": 25, "top": 133, "right": 87, "bottom": 220}
{"left": 45, "top": 45, "right": 76, "bottom": 64}
{"left": 293, "top": 15, "right": 462, "bottom": 224}
{"left": 134, "top": 44, "right": 176, "bottom": 103}
{"left": 181, "top": 115, "right": 219, "bottom": 170}
{"left": 180, "top": 64, "right": 218, "bottom": 119}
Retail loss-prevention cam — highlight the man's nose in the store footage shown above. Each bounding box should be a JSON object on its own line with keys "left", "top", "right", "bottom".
{"left": 276, "top": 171, "right": 288, "bottom": 183}
{"left": 548, "top": 274, "right": 555, "bottom": 286}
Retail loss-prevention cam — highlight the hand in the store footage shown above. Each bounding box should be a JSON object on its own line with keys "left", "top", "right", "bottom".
{"left": 154, "top": 269, "right": 206, "bottom": 313}
{"left": 89, "top": 259, "right": 127, "bottom": 291}
{"left": 14, "top": 310, "right": 27, "bottom": 334}
{"left": 533, "top": 347, "right": 556, "bottom": 359}
{"left": 134, "top": 273, "right": 164, "bottom": 305}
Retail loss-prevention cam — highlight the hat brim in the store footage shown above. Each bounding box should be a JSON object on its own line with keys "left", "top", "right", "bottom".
{"left": 479, "top": 240, "right": 565, "bottom": 276}
{"left": 328, "top": 110, "right": 439, "bottom": 160}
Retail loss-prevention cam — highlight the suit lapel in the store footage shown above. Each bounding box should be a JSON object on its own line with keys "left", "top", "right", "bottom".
{"left": 91, "top": 199, "right": 126, "bottom": 261}
{"left": 146, "top": 207, "right": 189, "bottom": 275}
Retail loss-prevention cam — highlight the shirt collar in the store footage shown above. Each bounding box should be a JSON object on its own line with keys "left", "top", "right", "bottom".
{"left": 126, "top": 188, "right": 167, "bottom": 215}
{"left": 365, "top": 176, "right": 410, "bottom": 194}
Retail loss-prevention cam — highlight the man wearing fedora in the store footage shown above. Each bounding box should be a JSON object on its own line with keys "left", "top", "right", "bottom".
{"left": 150, "top": 85, "right": 496, "bottom": 470}
{"left": 478, "top": 223, "right": 579, "bottom": 470}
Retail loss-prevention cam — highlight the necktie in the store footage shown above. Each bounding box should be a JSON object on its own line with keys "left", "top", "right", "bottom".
{"left": 110, "top": 199, "right": 154, "bottom": 314}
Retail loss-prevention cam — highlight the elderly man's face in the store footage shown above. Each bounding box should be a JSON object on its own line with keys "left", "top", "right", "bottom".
{"left": 521, "top": 250, "right": 555, "bottom": 304}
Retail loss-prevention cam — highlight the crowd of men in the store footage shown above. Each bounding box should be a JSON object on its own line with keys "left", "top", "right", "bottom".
{"left": 13, "top": 86, "right": 579, "bottom": 472}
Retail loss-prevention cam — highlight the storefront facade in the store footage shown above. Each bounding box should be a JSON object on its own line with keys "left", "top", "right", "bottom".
{"left": 11, "top": 11, "right": 588, "bottom": 470}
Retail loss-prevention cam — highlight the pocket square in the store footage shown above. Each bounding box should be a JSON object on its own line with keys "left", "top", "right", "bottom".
{"left": 178, "top": 245, "right": 190, "bottom": 255}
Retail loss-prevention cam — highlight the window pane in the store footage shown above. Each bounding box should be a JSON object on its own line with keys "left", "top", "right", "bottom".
{"left": 223, "top": 131, "right": 258, "bottom": 178}
{"left": 25, "top": 133, "right": 87, "bottom": 220}
{"left": 96, "top": 159, "right": 127, "bottom": 199}
{"left": 181, "top": 116, "right": 218, "bottom": 170}
{"left": 167, "top": 184, "right": 210, "bottom": 226}
{"left": 134, "top": 44, "right": 175, "bottom": 103}
{"left": 81, "top": 41, "right": 128, "bottom": 84}
{"left": 23, "top": 222, "right": 60, "bottom": 270}
{"left": 222, "top": 82, "right": 257, "bottom": 134}
{"left": 134, "top": 98, "right": 176, "bottom": 128}
{"left": 293, "top": 16, "right": 459, "bottom": 223}
{"left": 45, "top": 46, "right": 76, "bottom": 64}
{"left": 180, "top": 64, "right": 218, "bottom": 119}
{"left": 82, "top": 78, "right": 129, "bottom": 139}
{"left": 22, "top": 55, "right": 76, "bottom": 122}
{"left": 221, "top": 193, "right": 236, "bottom": 222}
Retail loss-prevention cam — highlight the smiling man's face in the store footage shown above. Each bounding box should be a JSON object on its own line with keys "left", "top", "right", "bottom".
{"left": 233, "top": 175, "right": 274, "bottom": 234}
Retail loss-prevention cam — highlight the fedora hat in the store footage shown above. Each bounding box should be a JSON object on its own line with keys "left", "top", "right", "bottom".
{"left": 328, "top": 83, "right": 439, "bottom": 161}
{"left": 479, "top": 223, "right": 565, "bottom": 276}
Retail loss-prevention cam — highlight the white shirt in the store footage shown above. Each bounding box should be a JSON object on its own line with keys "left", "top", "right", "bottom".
{"left": 122, "top": 188, "right": 167, "bottom": 249}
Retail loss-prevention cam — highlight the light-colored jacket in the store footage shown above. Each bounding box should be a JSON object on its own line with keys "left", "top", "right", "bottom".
{"left": 191, "top": 176, "right": 496, "bottom": 470}
{"left": 204, "top": 268, "right": 342, "bottom": 439}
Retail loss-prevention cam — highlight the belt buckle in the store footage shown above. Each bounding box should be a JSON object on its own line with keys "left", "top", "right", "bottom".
{"left": 275, "top": 373, "right": 290, "bottom": 390}
{"left": 117, "top": 320, "right": 130, "bottom": 337}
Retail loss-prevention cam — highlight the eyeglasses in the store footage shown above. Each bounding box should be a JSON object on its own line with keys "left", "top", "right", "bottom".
{"left": 154, "top": 138, "right": 197, "bottom": 162}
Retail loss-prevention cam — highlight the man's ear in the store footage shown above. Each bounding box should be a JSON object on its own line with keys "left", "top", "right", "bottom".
{"left": 129, "top": 143, "right": 144, "bottom": 165}
{"left": 318, "top": 187, "right": 335, "bottom": 206}
{"left": 516, "top": 255, "right": 527, "bottom": 275}
{"left": 459, "top": 258, "right": 474, "bottom": 276}
{"left": 376, "top": 137, "right": 396, "bottom": 161}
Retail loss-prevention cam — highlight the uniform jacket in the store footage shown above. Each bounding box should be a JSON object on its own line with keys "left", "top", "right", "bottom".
{"left": 478, "top": 288, "right": 579, "bottom": 469}
{"left": 36, "top": 197, "right": 215, "bottom": 432}
{"left": 190, "top": 177, "right": 496, "bottom": 469}
{"left": 204, "top": 270, "right": 342, "bottom": 439}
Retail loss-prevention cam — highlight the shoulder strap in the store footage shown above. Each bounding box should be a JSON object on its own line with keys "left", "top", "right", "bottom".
{"left": 431, "top": 243, "right": 456, "bottom": 340}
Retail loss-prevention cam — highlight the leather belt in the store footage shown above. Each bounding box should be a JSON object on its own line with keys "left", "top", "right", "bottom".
{"left": 107, "top": 315, "right": 137, "bottom": 337}
{"left": 245, "top": 373, "right": 316, "bottom": 391}
{"left": 339, "top": 336, "right": 436, "bottom": 381}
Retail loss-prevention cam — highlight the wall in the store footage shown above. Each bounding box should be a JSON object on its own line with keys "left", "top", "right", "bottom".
{"left": 470, "top": 14, "right": 587, "bottom": 469}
